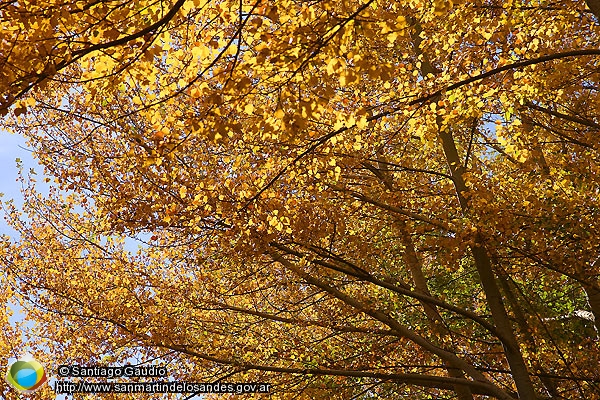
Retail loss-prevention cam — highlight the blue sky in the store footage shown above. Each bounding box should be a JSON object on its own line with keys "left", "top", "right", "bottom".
{"left": 0, "top": 129, "right": 37, "bottom": 237}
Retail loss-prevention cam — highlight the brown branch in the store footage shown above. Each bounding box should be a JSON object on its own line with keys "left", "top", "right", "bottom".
{"left": 330, "top": 184, "right": 454, "bottom": 233}
{"left": 3, "top": 0, "right": 187, "bottom": 111}
{"left": 267, "top": 249, "right": 516, "bottom": 400}
{"left": 162, "top": 343, "right": 517, "bottom": 397}
{"left": 184, "top": 296, "right": 395, "bottom": 336}
{"left": 525, "top": 101, "right": 600, "bottom": 130}
{"left": 270, "top": 242, "right": 507, "bottom": 342}
{"left": 244, "top": 49, "right": 600, "bottom": 208}
{"left": 586, "top": 0, "right": 600, "bottom": 20}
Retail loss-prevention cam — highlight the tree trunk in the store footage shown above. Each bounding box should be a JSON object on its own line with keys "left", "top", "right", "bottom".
{"left": 406, "top": 15, "right": 538, "bottom": 399}
{"left": 584, "top": 283, "right": 600, "bottom": 334}
{"left": 586, "top": 0, "right": 600, "bottom": 20}
{"left": 366, "top": 156, "right": 474, "bottom": 400}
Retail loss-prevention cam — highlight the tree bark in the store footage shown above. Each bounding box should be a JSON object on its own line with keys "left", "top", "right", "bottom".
{"left": 407, "top": 16, "right": 538, "bottom": 399}
{"left": 367, "top": 158, "right": 474, "bottom": 400}
{"left": 586, "top": 0, "right": 600, "bottom": 20}
{"left": 584, "top": 283, "right": 600, "bottom": 333}
{"left": 269, "top": 250, "right": 516, "bottom": 400}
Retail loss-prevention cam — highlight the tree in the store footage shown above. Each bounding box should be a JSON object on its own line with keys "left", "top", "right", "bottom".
{"left": 0, "top": 0, "right": 188, "bottom": 114}
{"left": 2, "top": 0, "right": 600, "bottom": 398}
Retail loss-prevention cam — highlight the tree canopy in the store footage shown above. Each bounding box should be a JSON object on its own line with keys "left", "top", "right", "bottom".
{"left": 1, "top": 0, "right": 600, "bottom": 398}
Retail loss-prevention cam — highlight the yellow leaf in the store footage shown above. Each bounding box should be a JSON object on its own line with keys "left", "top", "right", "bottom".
{"left": 356, "top": 116, "right": 367, "bottom": 129}
{"left": 326, "top": 59, "right": 338, "bottom": 75}
{"left": 191, "top": 44, "right": 210, "bottom": 59}
{"left": 345, "top": 116, "right": 356, "bottom": 128}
